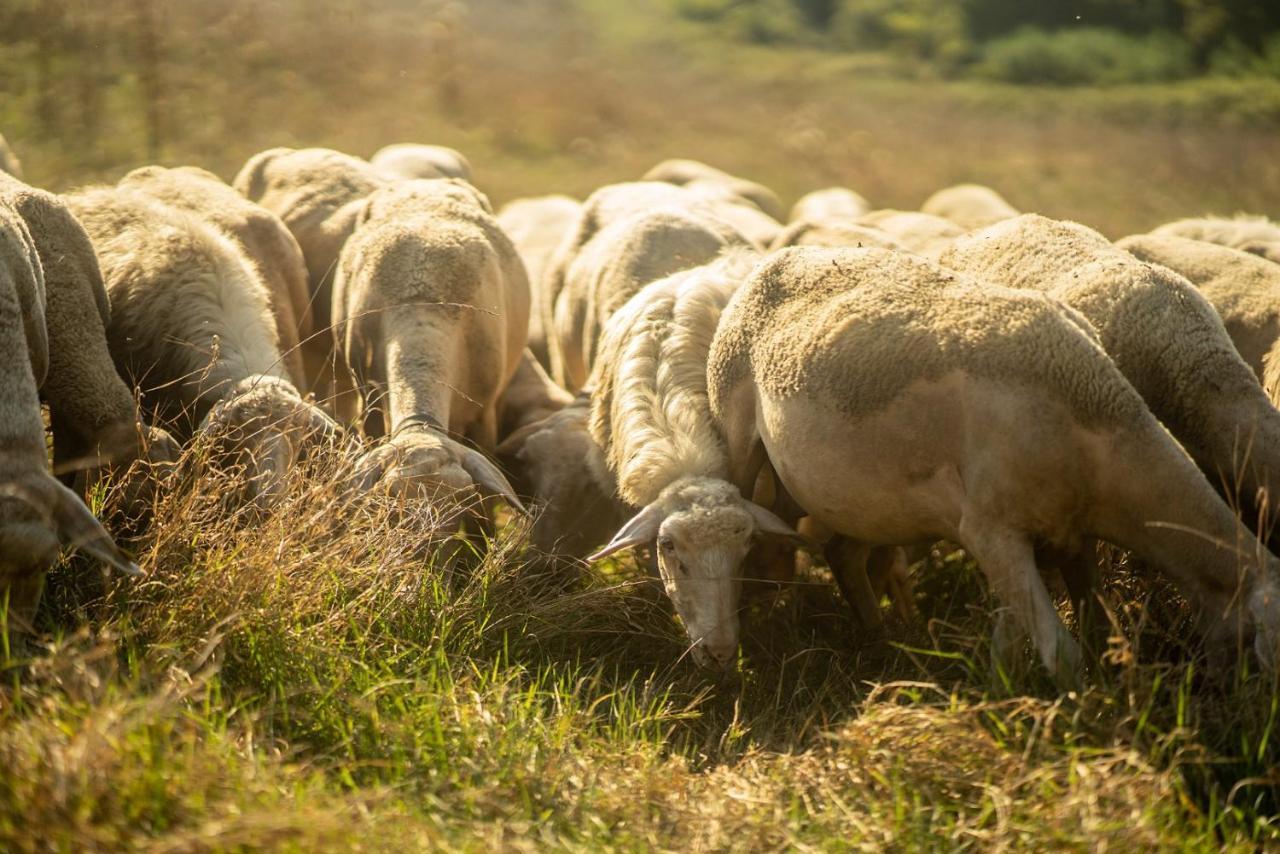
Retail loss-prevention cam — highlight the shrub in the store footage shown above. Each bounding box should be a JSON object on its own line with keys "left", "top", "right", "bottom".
{"left": 831, "top": 0, "right": 973, "bottom": 68}
{"left": 976, "top": 26, "right": 1194, "bottom": 86}
{"left": 1210, "top": 35, "right": 1280, "bottom": 80}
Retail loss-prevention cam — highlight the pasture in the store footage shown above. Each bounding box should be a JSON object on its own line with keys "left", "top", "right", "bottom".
{"left": 3, "top": 1, "right": 1280, "bottom": 849}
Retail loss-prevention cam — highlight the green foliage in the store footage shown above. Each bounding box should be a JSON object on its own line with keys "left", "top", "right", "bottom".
{"left": 830, "top": 0, "right": 972, "bottom": 68}
{"left": 1211, "top": 35, "right": 1280, "bottom": 80}
{"left": 976, "top": 26, "right": 1195, "bottom": 86}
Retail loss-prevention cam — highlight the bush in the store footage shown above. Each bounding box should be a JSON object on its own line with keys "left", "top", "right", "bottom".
{"left": 1210, "top": 34, "right": 1280, "bottom": 80}
{"left": 976, "top": 27, "right": 1194, "bottom": 86}
{"left": 831, "top": 0, "right": 972, "bottom": 68}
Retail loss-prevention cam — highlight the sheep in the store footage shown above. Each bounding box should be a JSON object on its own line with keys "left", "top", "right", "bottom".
{"left": 641, "top": 158, "right": 786, "bottom": 221}
{"left": 681, "top": 179, "right": 784, "bottom": 249}
{"left": 64, "top": 187, "right": 338, "bottom": 506}
{"left": 790, "top": 187, "right": 871, "bottom": 224}
{"left": 1151, "top": 215, "right": 1280, "bottom": 266}
{"left": 552, "top": 205, "right": 750, "bottom": 393}
{"left": 770, "top": 218, "right": 905, "bottom": 252}
{"left": 232, "top": 147, "right": 390, "bottom": 419}
{"left": 332, "top": 179, "right": 526, "bottom": 513}
{"left": 920, "top": 183, "right": 1020, "bottom": 230}
{"left": 0, "top": 200, "right": 138, "bottom": 633}
{"left": 585, "top": 251, "right": 798, "bottom": 667}
{"left": 855, "top": 209, "right": 965, "bottom": 258}
{"left": 370, "top": 143, "right": 473, "bottom": 182}
{"left": 497, "top": 349, "right": 573, "bottom": 442}
{"left": 1116, "top": 233, "right": 1280, "bottom": 383}
{"left": 118, "top": 165, "right": 312, "bottom": 387}
{"left": 942, "top": 214, "right": 1280, "bottom": 538}
{"left": 497, "top": 195, "right": 582, "bottom": 370}
{"left": 0, "top": 132, "right": 21, "bottom": 179}
{"left": 708, "top": 245, "right": 1280, "bottom": 682}
{"left": 0, "top": 173, "right": 180, "bottom": 509}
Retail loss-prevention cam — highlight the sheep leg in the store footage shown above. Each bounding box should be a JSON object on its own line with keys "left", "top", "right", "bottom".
{"left": 962, "top": 522, "right": 1080, "bottom": 689}
{"left": 825, "top": 537, "right": 884, "bottom": 632}
{"left": 869, "top": 546, "right": 918, "bottom": 623}
{"left": 1041, "top": 541, "right": 1107, "bottom": 662}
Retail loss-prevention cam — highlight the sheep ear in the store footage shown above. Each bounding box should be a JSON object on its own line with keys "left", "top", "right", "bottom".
{"left": 495, "top": 419, "right": 544, "bottom": 458}
{"left": 461, "top": 448, "right": 529, "bottom": 516}
{"left": 746, "top": 502, "right": 802, "bottom": 542}
{"left": 50, "top": 481, "right": 142, "bottom": 577}
{"left": 587, "top": 504, "right": 663, "bottom": 562}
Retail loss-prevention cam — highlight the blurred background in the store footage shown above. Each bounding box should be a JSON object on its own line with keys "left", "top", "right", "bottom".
{"left": 2, "top": 0, "right": 1278, "bottom": 236}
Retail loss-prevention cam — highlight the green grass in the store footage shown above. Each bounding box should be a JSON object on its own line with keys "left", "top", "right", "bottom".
{"left": 4, "top": 1, "right": 1280, "bottom": 847}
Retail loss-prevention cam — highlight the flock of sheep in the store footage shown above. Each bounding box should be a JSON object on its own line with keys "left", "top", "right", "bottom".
{"left": 4, "top": 129, "right": 1280, "bottom": 686}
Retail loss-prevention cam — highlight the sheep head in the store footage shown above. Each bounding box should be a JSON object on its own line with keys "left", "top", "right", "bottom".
{"left": 589, "top": 476, "right": 799, "bottom": 670}
{"left": 496, "top": 402, "right": 625, "bottom": 559}
{"left": 70, "top": 420, "right": 181, "bottom": 523}
{"left": 351, "top": 425, "right": 525, "bottom": 522}
{"left": 198, "top": 375, "right": 340, "bottom": 507}
{"left": 0, "top": 463, "right": 139, "bottom": 630}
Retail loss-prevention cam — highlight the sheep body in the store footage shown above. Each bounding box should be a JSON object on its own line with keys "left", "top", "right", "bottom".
{"left": 66, "top": 187, "right": 335, "bottom": 504}
{"left": 119, "top": 165, "right": 312, "bottom": 386}
{"left": 333, "top": 179, "right": 527, "bottom": 509}
{"left": 641, "top": 158, "right": 785, "bottom": 221}
{"left": 921, "top": 183, "right": 1019, "bottom": 230}
{"left": 770, "top": 218, "right": 904, "bottom": 252}
{"left": 553, "top": 205, "right": 749, "bottom": 391}
{"left": 0, "top": 200, "right": 136, "bottom": 629}
{"left": 497, "top": 195, "right": 581, "bottom": 369}
{"left": 1117, "top": 233, "right": 1280, "bottom": 382}
{"left": 943, "top": 214, "right": 1280, "bottom": 533}
{"left": 855, "top": 209, "right": 965, "bottom": 258}
{"left": 1152, "top": 215, "right": 1280, "bottom": 265}
{"left": 709, "top": 245, "right": 1280, "bottom": 679}
{"left": 789, "top": 187, "right": 871, "bottom": 223}
{"left": 370, "top": 143, "right": 472, "bottom": 181}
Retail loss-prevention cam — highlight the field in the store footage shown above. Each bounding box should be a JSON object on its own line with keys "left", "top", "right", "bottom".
{"left": 4, "top": 1, "right": 1280, "bottom": 849}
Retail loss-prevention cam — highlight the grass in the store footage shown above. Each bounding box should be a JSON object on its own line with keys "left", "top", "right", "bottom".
{"left": 3, "top": 1, "right": 1280, "bottom": 848}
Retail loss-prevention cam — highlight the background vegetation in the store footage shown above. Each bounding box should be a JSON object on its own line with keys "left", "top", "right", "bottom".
{"left": 2, "top": 1, "right": 1280, "bottom": 848}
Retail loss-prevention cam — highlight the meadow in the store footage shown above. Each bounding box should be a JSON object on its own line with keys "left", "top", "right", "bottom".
{"left": 3, "top": 1, "right": 1280, "bottom": 849}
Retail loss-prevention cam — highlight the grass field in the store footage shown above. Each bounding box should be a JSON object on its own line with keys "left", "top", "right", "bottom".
{"left": 4, "top": 1, "right": 1280, "bottom": 849}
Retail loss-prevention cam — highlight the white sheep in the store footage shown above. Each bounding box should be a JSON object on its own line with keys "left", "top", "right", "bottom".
{"left": 770, "top": 218, "right": 905, "bottom": 252}
{"left": 709, "top": 245, "right": 1280, "bottom": 682}
{"left": 497, "top": 349, "right": 573, "bottom": 443}
{"left": 1151, "top": 215, "right": 1280, "bottom": 266}
{"left": 370, "top": 143, "right": 473, "bottom": 182}
{"left": 942, "top": 214, "right": 1280, "bottom": 538}
{"left": 65, "top": 187, "right": 338, "bottom": 506}
{"left": 0, "top": 200, "right": 138, "bottom": 633}
{"left": 1, "top": 173, "right": 180, "bottom": 510}
{"left": 681, "top": 179, "right": 784, "bottom": 249}
{"left": 332, "top": 179, "right": 527, "bottom": 513}
{"left": 551, "top": 203, "right": 750, "bottom": 392}
{"left": 0, "top": 132, "right": 22, "bottom": 180}
{"left": 920, "top": 183, "right": 1019, "bottom": 230}
{"left": 497, "top": 195, "right": 582, "bottom": 370}
{"left": 585, "top": 251, "right": 797, "bottom": 667}
{"left": 789, "top": 187, "right": 871, "bottom": 223}
{"left": 855, "top": 209, "right": 965, "bottom": 258}
{"left": 641, "top": 158, "right": 785, "bottom": 221}
{"left": 1117, "top": 233, "right": 1280, "bottom": 382}
{"left": 233, "top": 147, "right": 390, "bottom": 419}
{"left": 119, "top": 165, "right": 313, "bottom": 387}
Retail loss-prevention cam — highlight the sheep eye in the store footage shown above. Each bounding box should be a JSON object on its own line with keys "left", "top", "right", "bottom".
{"left": 658, "top": 536, "right": 675, "bottom": 552}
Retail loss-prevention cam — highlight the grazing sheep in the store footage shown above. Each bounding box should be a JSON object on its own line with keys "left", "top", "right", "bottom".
{"left": 497, "top": 349, "right": 573, "bottom": 442}
{"left": 586, "top": 252, "right": 797, "bottom": 668}
{"left": 0, "top": 132, "right": 21, "bottom": 179}
{"left": 0, "top": 201, "right": 138, "bottom": 632}
{"left": 770, "top": 218, "right": 905, "bottom": 252}
{"left": 1117, "top": 233, "right": 1280, "bottom": 382}
{"left": 497, "top": 195, "right": 582, "bottom": 369}
{"left": 856, "top": 209, "right": 965, "bottom": 258}
{"left": 642, "top": 158, "right": 786, "bottom": 221}
{"left": 943, "top": 214, "right": 1280, "bottom": 536}
{"left": 681, "top": 179, "right": 784, "bottom": 248}
{"left": 790, "top": 187, "right": 871, "bottom": 223}
{"left": 370, "top": 143, "right": 473, "bottom": 182}
{"left": 332, "top": 179, "right": 526, "bottom": 512}
{"left": 552, "top": 205, "right": 750, "bottom": 392}
{"left": 233, "top": 147, "right": 390, "bottom": 418}
{"left": 0, "top": 173, "right": 179, "bottom": 506}
{"left": 709, "top": 246, "right": 1280, "bottom": 682}
{"left": 65, "top": 187, "right": 337, "bottom": 506}
{"left": 119, "top": 165, "right": 311, "bottom": 386}
{"left": 1152, "top": 215, "right": 1280, "bottom": 266}
{"left": 921, "top": 183, "right": 1020, "bottom": 230}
